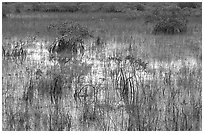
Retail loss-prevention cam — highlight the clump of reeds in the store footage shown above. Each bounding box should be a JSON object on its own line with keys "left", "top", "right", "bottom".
{"left": 36, "top": 72, "right": 63, "bottom": 105}
{"left": 106, "top": 50, "right": 201, "bottom": 131}
{"left": 3, "top": 40, "right": 27, "bottom": 58}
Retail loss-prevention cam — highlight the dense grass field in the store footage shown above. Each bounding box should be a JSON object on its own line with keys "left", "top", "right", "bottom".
{"left": 2, "top": 2, "right": 202, "bottom": 131}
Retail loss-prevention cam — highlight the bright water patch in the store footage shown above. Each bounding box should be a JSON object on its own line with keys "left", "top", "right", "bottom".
{"left": 24, "top": 41, "right": 200, "bottom": 85}
{"left": 82, "top": 41, "right": 200, "bottom": 86}
{"left": 149, "top": 57, "right": 198, "bottom": 71}
{"left": 25, "top": 41, "right": 60, "bottom": 70}
{"left": 7, "top": 39, "right": 198, "bottom": 92}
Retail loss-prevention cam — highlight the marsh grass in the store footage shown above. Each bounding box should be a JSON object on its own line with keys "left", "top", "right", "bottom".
{"left": 2, "top": 59, "right": 201, "bottom": 130}
{"left": 2, "top": 12, "right": 202, "bottom": 131}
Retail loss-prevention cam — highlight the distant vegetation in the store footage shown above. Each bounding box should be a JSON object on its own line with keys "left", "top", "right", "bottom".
{"left": 2, "top": 2, "right": 202, "bottom": 35}
{"left": 148, "top": 5, "right": 188, "bottom": 34}
{"left": 2, "top": 2, "right": 201, "bottom": 15}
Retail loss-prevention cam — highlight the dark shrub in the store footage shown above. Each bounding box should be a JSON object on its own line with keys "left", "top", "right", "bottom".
{"left": 148, "top": 5, "right": 188, "bottom": 35}
{"left": 135, "top": 3, "right": 145, "bottom": 11}
{"left": 44, "top": 4, "right": 60, "bottom": 12}
{"left": 62, "top": 5, "right": 78, "bottom": 12}
{"left": 152, "top": 18, "right": 187, "bottom": 35}
{"left": 2, "top": 13, "right": 7, "bottom": 18}
{"left": 56, "top": 3, "right": 79, "bottom": 12}
{"left": 15, "top": 8, "right": 21, "bottom": 13}
{"left": 48, "top": 21, "right": 93, "bottom": 54}
{"left": 177, "top": 2, "right": 200, "bottom": 9}
{"left": 14, "top": 4, "right": 24, "bottom": 13}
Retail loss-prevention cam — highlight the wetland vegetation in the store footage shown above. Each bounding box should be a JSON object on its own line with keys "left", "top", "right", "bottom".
{"left": 2, "top": 2, "right": 202, "bottom": 131}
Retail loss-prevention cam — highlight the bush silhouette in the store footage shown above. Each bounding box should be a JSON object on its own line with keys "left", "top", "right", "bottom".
{"left": 48, "top": 21, "right": 93, "bottom": 55}
{"left": 152, "top": 18, "right": 187, "bottom": 35}
{"left": 148, "top": 5, "right": 188, "bottom": 35}
{"left": 177, "top": 2, "right": 200, "bottom": 9}
{"left": 135, "top": 3, "right": 145, "bottom": 11}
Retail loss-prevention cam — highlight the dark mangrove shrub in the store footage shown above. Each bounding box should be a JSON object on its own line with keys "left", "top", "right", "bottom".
{"left": 147, "top": 5, "right": 188, "bottom": 35}
{"left": 47, "top": 21, "right": 93, "bottom": 55}
{"left": 60, "top": 4, "right": 79, "bottom": 12}
{"left": 152, "top": 18, "right": 187, "bottom": 35}
{"left": 13, "top": 4, "right": 24, "bottom": 13}
{"left": 177, "top": 2, "right": 200, "bottom": 9}
{"left": 44, "top": 4, "right": 60, "bottom": 12}
{"left": 135, "top": 3, "right": 145, "bottom": 11}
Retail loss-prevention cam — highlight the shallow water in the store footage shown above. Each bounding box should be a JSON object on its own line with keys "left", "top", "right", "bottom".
{"left": 3, "top": 39, "right": 200, "bottom": 85}
{"left": 2, "top": 38, "right": 201, "bottom": 131}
